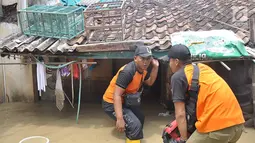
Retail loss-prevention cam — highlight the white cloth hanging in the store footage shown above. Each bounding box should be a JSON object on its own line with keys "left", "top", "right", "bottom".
{"left": 82, "top": 59, "right": 88, "bottom": 69}
{"left": 55, "top": 69, "right": 65, "bottom": 111}
{"left": 36, "top": 62, "right": 47, "bottom": 94}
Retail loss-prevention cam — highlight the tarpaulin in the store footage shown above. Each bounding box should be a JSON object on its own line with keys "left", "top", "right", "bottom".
{"left": 170, "top": 30, "right": 250, "bottom": 60}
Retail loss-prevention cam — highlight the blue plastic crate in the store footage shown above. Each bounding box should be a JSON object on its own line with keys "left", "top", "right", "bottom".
{"left": 18, "top": 5, "right": 85, "bottom": 39}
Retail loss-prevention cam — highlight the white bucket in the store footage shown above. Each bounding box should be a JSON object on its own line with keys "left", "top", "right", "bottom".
{"left": 19, "top": 136, "right": 49, "bottom": 143}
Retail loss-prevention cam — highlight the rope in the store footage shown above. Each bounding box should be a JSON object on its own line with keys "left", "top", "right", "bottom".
{"left": 32, "top": 55, "right": 77, "bottom": 69}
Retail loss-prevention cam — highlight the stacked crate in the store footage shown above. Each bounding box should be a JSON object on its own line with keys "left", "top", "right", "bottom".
{"left": 84, "top": 0, "right": 126, "bottom": 43}
{"left": 18, "top": 5, "right": 85, "bottom": 40}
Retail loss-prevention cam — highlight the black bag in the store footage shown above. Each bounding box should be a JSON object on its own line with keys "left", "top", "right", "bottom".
{"left": 124, "top": 75, "right": 144, "bottom": 107}
{"left": 185, "top": 64, "right": 200, "bottom": 133}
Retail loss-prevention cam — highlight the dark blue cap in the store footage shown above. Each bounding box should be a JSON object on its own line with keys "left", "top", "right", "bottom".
{"left": 134, "top": 45, "right": 152, "bottom": 57}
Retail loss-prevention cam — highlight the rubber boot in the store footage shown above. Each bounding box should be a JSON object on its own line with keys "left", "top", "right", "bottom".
{"left": 126, "top": 138, "right": 140, "bottom": 143}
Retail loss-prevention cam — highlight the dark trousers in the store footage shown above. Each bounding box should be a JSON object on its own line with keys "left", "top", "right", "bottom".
{"left": 102, "top": 100, "right": 144, "bottom": 140}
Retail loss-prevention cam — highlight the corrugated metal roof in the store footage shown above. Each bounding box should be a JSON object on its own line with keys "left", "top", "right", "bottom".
{"left": 0, "top": 33, "right": 80, "bottom": 54}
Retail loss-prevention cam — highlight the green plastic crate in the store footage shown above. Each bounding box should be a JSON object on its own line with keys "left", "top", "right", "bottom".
{"left": 18, "top": 5, "right": 85, "bottom": 39}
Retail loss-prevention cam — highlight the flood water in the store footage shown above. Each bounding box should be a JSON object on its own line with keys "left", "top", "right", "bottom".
{"left": 0, "top": 102, "right": 254, "bottom": 143}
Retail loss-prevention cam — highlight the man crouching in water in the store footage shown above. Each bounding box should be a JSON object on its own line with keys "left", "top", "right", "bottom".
{"left": 166, "top": 44, "right": 245, "bottom": 143}
{"left": 102, "top": 46, "right": 159, "bottom": 143}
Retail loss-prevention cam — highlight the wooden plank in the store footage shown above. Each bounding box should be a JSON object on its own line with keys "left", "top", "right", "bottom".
{"left": 84, "top": 8, "right": 122, "bottom": 13}
{"left": 249, "top": 14, "right": 255, "bottom": 128}
{"left": 75, "top": 41, "right": 144, "bottom": 52}
{"left": 85, "top": 24, "right": 122, "bottom": 29}
{"left": 32, "top": 64, "right": 39, "bottom": 103}
{"left": 93, "top": 15, "right": 122, "bottom": 19}
{"left": 250, "top": 14, "right": 255, "bottom": 43}
{"left": 76, "top": 43, "right": 131, "bottom": 52}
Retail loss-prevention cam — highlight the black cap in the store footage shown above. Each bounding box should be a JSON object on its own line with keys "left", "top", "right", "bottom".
{"left": 134, "top": 45, "right": 152, "bottom": 57}
{"left": 168, "top": 44, "right": 191, "bottom": 60}
{"left": 160, "top": 44, "right": 191, "bottom": 62}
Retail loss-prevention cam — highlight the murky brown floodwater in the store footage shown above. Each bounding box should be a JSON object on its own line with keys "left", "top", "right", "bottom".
{"left": 0, "top": 102, "right": 254, "bottom": 143}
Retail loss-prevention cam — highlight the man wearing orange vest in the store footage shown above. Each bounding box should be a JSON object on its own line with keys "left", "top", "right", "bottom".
{"left": 166, "top": 44, "right": 245, "bottom": 143}
{"left": 102, "top": 46, "right": 159, "bottom": 143}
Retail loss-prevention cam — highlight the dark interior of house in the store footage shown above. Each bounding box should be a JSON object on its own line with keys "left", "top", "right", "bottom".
{"left": 37, "top": 58, "right": 253, "bottom": 121}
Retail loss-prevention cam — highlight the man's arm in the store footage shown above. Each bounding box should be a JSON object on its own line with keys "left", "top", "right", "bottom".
{"left": 113, "top": 85, "right": 125, "bottom": 120}
{"left": 170, "top": 71, "right": 189, "bottom": 141}
{"left": 174, "top": 102, "right": 188, "bottom": 141}
{"left": 113, "top": 85, "right": 126, "bottom": 132}
{"left": 114, "top": 70, "right": 133, "bottom": 132}
{"left": 144, "top": 59, "right": 159, "bottom": 86}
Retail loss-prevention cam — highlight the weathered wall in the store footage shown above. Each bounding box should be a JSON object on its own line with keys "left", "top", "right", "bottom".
{"left": 0, "top": 0, "right": 34, "bottom": 103}
{"left": 2, "top": 0, "right": 18, "bottom": 6}
{"left": 0, "top": 57, "right": 34, "bottom": 102}
{"left": 1, "top": 0, "right": 58, "bottom": 6}
{"left": 252, "top": 64, "right": 255, "bottom": 127}
{"left": 0, "top": 22, "right": 32, "bottom": 103}
{"left": 0, "top": 22, "right": 19, "bottom": 39}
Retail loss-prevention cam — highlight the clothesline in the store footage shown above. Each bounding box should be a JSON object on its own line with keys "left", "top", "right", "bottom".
{"left": 34, "top": 57, "right": 96, "bottom": 124}
{"left": 0, "top": 61, "right": 97, "bottom": 65}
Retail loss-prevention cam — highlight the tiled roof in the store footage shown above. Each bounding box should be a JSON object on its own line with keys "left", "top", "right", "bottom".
{"left": 0, "top": 0, "right": 254, "bottom": 54}
{"left": 89, "top": 0, "right": 253, "bottom": 50}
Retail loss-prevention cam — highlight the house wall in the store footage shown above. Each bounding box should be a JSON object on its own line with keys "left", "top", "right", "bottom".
{"left": 0, "top": 0, "right": 34, "bottom": 103}
{"left": 1, "top": 0, "right": 58, "bottom": 6}
{"left": 0, "top": 22, "right": 32, "bottom": 103}
{"left": 0, "top": 22, "right": 19, "bottom": 39}
{"left": 252, "top": 64, "right": 255, "bottom": 126}
{"left": 0, "top": 57, "right": 34, "bottom": 102}
{"left": 2, "top": 0, "right": 18, "bottom": 6}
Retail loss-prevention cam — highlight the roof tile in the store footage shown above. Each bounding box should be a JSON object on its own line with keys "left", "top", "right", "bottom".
{"left": 145, "top": 31, "right": 154, "bottom": 39}
{"left": 146, "top": 24, "right": 157, "bottom": 33}
{"left": 156, "top": 25, "right": 168, "bottom": 34}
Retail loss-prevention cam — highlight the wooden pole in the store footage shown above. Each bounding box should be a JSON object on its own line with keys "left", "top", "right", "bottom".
{"left": 1, "top": 57, "right": 6, "bottom": 103}
{"left": 249, "top": 13, "right": 255, "bottom": 128}
{"left": 17, "top": 0, "right": 27, "bottom": 33}
{"left": 0, "top": 0, "right": 3, "bottom": 18}
{"left": 71, "top": 64, "right": 74, "bottom": 106}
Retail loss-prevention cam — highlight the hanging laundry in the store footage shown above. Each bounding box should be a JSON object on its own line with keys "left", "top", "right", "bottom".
{"left": 87, "top": 59, "right": 96, "bottom": 71}
{"left": 55, "top": 69, "right": 65, "bottom": 111}
{"left": 82, "top": 59, "right": 88, "bottom": 70}
{"left": 60, "top": 66, "right": 70, "bottom": 77}
{"left": 36, "top": 62, "right": 47, "bottom": 94}
{"left": 73, "top": 63, "right": 79, "bottom": 79}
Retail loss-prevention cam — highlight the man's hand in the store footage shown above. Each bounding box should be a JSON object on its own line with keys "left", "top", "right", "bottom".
{"left": 116, "top": 118, "right": 125, "bottom": 132}
{"left": 151, "top": 58, "right": 159, "bottom": 67}
{"left": 171, "top": 138, "right": 186, "bottom": 143}
{"left": 174, "top": 102, "right": 188, "bottom": 140}
{"left": 144, "top": 58, "right": 159, "bottom": 86}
